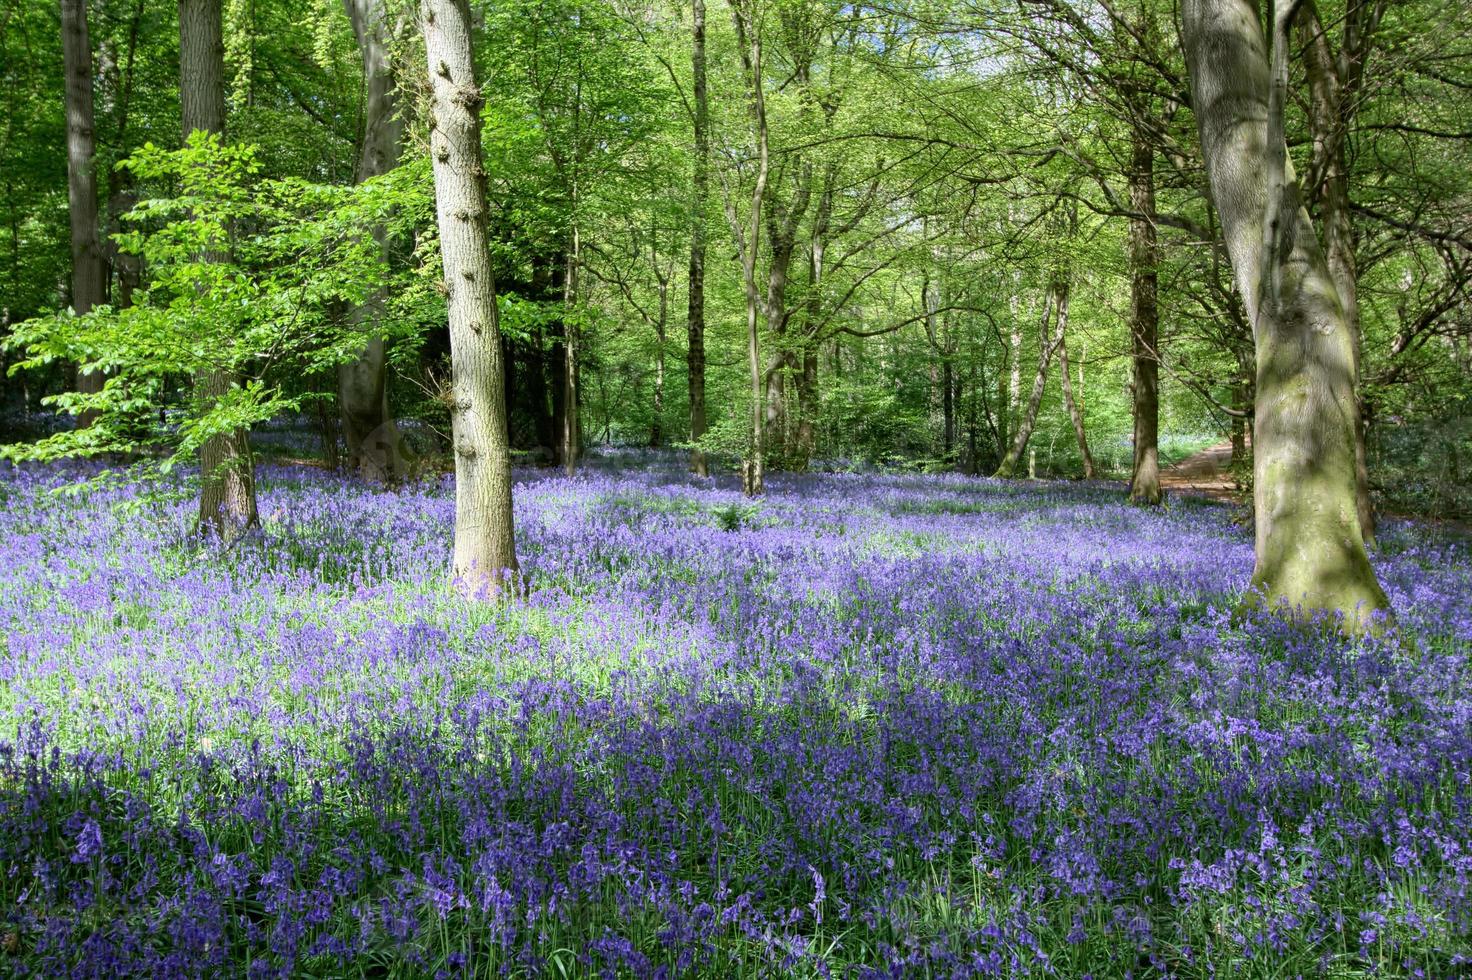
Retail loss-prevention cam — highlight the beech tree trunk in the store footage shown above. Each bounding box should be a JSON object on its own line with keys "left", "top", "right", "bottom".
{"left": 1127, "top": 134, "right": 1162, "bottom": 504}
{"left": 421, "top": 0, "right": 519, "bottom": 596}
{"left": 993, "top": 291, "right": 1061, "bottom": 478}
{"left": 1182, "top": 0, "right": 1388, "bottom": 627}
{"left": 339, "top": 0, "right": 406, "bottom": 482}
{"left": 62, "top": 0, "right": 106, "bottom": 415}
{"left": 728, "top": 0, "right": 768, "bottom": 497}
{"left": 1055, "top": 283, "right": 1096, "bottom": 479}
{"left": 1303, "top": 3, "right": 1380, "bottom": 546}
{"left": 561, "top": 227, "right": 581, "bottom": 475}
{"left": 686, "top": 0, "right": 710, "bottom": 476}
{"left": 181, "top": 0, "right": 258, "bottom": 536}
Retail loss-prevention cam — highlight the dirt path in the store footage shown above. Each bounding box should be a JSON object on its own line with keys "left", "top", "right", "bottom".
{"left": 1160, "top": 440, "right": 1244, "bottom": 504}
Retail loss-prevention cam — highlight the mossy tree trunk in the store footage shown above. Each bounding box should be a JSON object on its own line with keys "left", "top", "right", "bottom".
{"left": 1182, "top": 0, "right": 1389, "bottom": 628}
{"left": 338, "top": 0, "right": 407, "bottom": 483}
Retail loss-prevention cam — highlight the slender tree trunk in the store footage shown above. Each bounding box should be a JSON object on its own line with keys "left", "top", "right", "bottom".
{"left": 315, "top": 376, "right": 342, "bottom": 469}
{"left": 421, "top": 0, "right": 519, "bottom": 596}
{"left": 1055, "top": 283, "right": 1096, "bottom": 478}
{"left": 728, "top": 0, "right": 768, "bottom": 497}
{"left": 942, "top": 359, "right": 954, "bottom": 460}
{"left": 650, "top": 276, "right": 667, "bottom": 446}
{"left": 561, "top": 225, "right": 580, "bottom": 474}
{"left": 794, "top": 347, "right": 818, "bottom": 469}
{"left": 1231, "top": 366, "right": 1250, "bottom": 466}
{"left": 762, "top": 234, "right": 796, "bottom": 464}
{"left": 966, "top": 361, "right": 980, "bottom": 475}
{"left": 530, "top": 252, "right": 558, "bottom": 460}
{"left": 339, "top": 0, "right": 406, "bottom": 483}
{"left": 686, "top": 0, "right": 710, "bottom": 475}
{"left": 1006, "top": 245, "right": 1024, "bottom": 431}
{"left": 62, "top": 0, "right": 106, "bottom": 417}
{"left": 993, "top": 292, "right": 1060, "bottom": 478}
{"left": 1127, "top": 134, "right": 1162, "bottom": 504}
{"left": 1182, "top": 0, "right": 1387, "bottom": 627}
{"left": 101, "top": 0, "right": 144, "bottom": 311}
{"left": 792, "top": 203, "right": 828, "bottom": 472}
{"left": 181, "top": 0, "right": 257, "bottom": 536}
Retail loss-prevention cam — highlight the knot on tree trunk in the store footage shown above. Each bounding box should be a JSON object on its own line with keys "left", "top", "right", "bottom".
{"left": 453, "top": 84, "right": 483, "bottom": 110}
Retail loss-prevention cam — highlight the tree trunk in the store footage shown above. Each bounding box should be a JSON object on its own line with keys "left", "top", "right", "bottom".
{"left": 181, "top": 0, "right": 257, "bottom": 536}
{"left": 1127, "top": 133, "right": 1162, "bottom": 504}
{"left": 791, "top": 196, "right": 830, "bottom": 472}
{"left": 421, "top": 0, "right": 519, "bottom": 597}
{"left": 966, "top": 361, "right": 980, "bottom": 475}
{"left": 993, "top": 292, "right": 1060, "bottom": 478}
{"left": 530, "top": 252, "right": 559, "bottom": 460}
{"left": 561, "top": 226, "right": 580, "bottom": 475}
{"left": 1182, "top": 0, "right": 1387, "bottom": 627}
{"left": 794, "top": 347, "right": 818, "bottom": 469}
{"left": 1055, "top": 282, "right": 1096, "bottom": 479}
{"left": 650, "top": 276, "right": 667, "bottom": 446}
{"left": 1007, "top": 275, "right": 1023, "bottom": 420}
{"left": 762, "top": 232, "right": 796, "bottom": 464}
{"left": 62, "top": 0, "right": 106, "bottom": 417}
{"left": 942, "top": 359, "right": 954, "bottom": 461}
{"left": 339, "top": 0, "right": 406, "bottom": 483}
{"left": 728, "top": 0, "right": 768, "bottom": 497}
{"left": 1231, "top": 366, "right": 1250, "bottom": 467}
{"left": 686, "top": 0, "right": 709, "bottom": 476}
{"left": 100, "top": 0, "right": 144, "bottom": 311}
{"left": 315, "top": 375, "right": 342, "bottom": 469}
{"left": 1303, "top": 5, "right": 1378, "bottom": 546}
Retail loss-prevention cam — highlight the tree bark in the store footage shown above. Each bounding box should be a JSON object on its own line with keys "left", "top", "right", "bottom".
{"left": 181, "top": 0, "right": 258, "bottom": 536}
{"left": 650, "top": 269, "right": 667, "bottom": 446}
{"left": 993, "top": 291, "right": 1061, "bottom": 478}
{"left": 339, "top": 0, "right": 406, "bottom": 482}
{"left": 101, "top": 0, "right": 144, "bottom": 312}
{"left": 686, "top": 0, "right": 710, "bottom": 476}
{"left": 1182, "top": 0, "right": 1388, "bottom": 627}
{"left": 560, "top": 225, "right": 581, "bottom": 475}
{"left": 1303, "top": 2, "right": 1381, "bottom": 546}
{"left": 1055, "top": 282, "right": 1096, "bottom": 479}
{"left": 528, "top": 254, "right": 558, "bottom": 460}
{"left": 942, "top": 358, "right": 954, "bottom": 460}
{"left": 728, "top": 0, "right": 768, "bottom": 497}
{"left": 62, "top": 0, "right": 106, "bottom": 417}
{"left": 421, "top": 0, "right": 519, "bottom": 597}
{"left": 1127, "top": 133, "right": 1162, "bottom": 504}
{"left": 1231, "top": 365, "right": 1250, "bottom": 467}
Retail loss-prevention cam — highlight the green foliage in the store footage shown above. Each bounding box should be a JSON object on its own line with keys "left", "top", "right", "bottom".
{"left": 2, "top": 135, "right": 418, "bottom": 467}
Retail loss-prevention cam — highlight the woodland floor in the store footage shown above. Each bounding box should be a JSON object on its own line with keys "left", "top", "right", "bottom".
{"left": 1159, "top": 440, "right": 1242, "bottom": 503}
{"left": 1, "top": 455, "right": 1469, "bottom": 976}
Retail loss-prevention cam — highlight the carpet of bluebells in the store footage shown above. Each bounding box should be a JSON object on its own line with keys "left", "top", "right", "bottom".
{"left": 1, "top": 451, "right": 1470, "bottom": 978}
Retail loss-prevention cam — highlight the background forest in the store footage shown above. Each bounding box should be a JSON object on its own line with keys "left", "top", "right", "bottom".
{"left": 3, "top": 0, "right": 1469, "bottom": 516}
